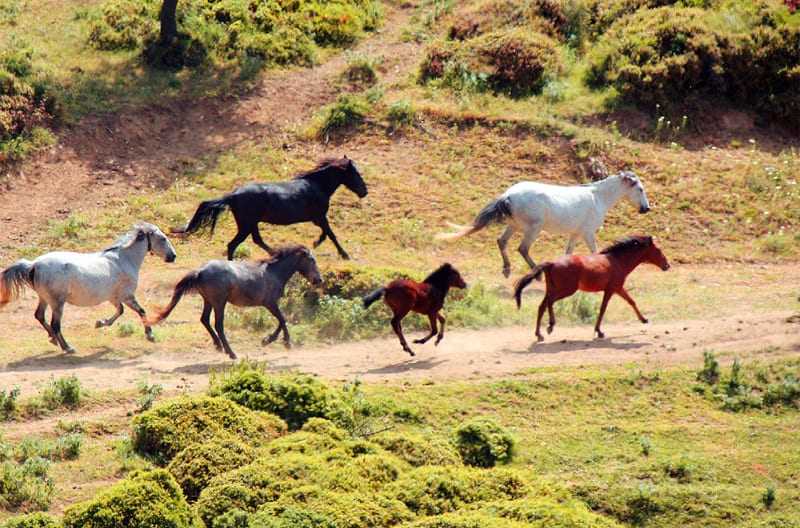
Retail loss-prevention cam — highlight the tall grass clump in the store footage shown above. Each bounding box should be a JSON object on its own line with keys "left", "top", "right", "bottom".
{"left": 0, "top": 387, "right": 20, "bottom": 421}
{"left": 40, "top": 376, "right": 82, "bottom": 410}
{"left": 0, "top": 457, "right": 55, "bottom": 511}
{"left": 311, "top": 93, "right": 372, "bottom": 140}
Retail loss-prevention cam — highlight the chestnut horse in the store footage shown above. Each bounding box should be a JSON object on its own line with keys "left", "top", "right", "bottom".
{"left": 514, "top": 235, "right": 669, "bottom": 341}
{"left": 363, "top": 264, "right": 467, "bottom": 356}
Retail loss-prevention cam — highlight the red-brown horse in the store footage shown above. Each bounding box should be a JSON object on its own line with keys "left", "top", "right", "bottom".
{"left": 363, "top": 263, "right": 467, "bottom": 356}
{"left": 514, "top": 235, "right": 669, "bottom": 341}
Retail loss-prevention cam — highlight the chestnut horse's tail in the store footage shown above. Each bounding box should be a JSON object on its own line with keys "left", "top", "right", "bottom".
{"left": 171, "top": 196, "right": 230, "bottom": 236}
{"left": 436, "top": 196, "right": 512, "bottom": 241}
{"left": 362, "top": 287, "right": 386, "bottom": 309}
{"left": 0, "top": 260, "right": 35, "bottom": 307}
{"left": 513, "top": 263, "right": 551, "bottom": 309}
{"left": 147, "top": 271, "right": 202, "bottom": 325}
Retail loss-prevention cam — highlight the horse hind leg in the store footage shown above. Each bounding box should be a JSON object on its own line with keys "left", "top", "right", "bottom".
{"left": 226, "top": 229, "right": 250, "bottom": 261}
{"left": 547, "top": 298, "right": 556, "bottom": 334}
{"left": 96, "top": 303, "right": 124, "bottom": 329}
{"left": 200, "top": 300, "right": 223, "bottom": 351}
{"left": 250, "top": 225, "right": 275, "bottom": 256}
{"left": 34, "top": 300, "right": 56, "bottom": 345}
{"left": 390, "top": 311, "right": 414, "bottom": 356}
{"left": 519, "top": 223, "right": 543, "bottom": 271}
{"left": 123, "top": 297, "right": 155, "bottom": 342}
{"left": 50, "top": 302, "right": 75, "bottom": 354}
{"left": 535, "top": 296, "right": 548, "bottom": 342}
{"left": 497, "top": 226, "right": 515, "bottom": 278}
{"left": 414, "top": 314, "right": 438, "bottom": 345}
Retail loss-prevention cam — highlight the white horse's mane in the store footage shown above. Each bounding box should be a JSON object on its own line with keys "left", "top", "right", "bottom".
{"left": 104, "top": 223, "right": 157, "bottom": 252}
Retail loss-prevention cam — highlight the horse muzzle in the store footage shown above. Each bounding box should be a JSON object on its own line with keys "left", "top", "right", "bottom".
{"left": 166, "top": 254, "right": 177, "bottom": 263}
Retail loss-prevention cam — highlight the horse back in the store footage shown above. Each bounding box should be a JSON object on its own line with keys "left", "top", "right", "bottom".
{"left": 229, "top": 180, "right": 328, "bottom": 225}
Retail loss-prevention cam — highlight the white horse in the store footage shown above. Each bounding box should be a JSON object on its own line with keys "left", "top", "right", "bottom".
{"left": 439, "top": 171, "right": 651, "bottom": 277}
{"left": 0, "top": 223, "right": 177, "bottom": 353}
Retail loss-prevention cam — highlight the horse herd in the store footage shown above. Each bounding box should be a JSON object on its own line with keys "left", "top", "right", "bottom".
{"left": 0, "top": 156, "right": 669, "bottom": 359}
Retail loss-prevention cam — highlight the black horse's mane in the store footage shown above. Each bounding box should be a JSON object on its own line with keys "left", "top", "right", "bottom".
{"left": 293, "top": 158, "right": 348, "bottom": 181}
{"left": 600, "top": 235, "right": 652, "bottom": 256}
{"left": 424, "top": 263, "right": 456, "bottom": 288}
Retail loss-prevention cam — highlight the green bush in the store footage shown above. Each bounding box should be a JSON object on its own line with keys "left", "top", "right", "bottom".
{"left": 213, "top": 506, "right": 338, "bottom": 528}
{"left": 62, "top": 469, "right": 202, "bottom": 528}
{"left": 167, "top": 438, "right": 256, "bottom": 502}
{"left": 0, "top": 457, "right": 55, "bottom": 511}
{"left": 0, "top": 387, "right": 19, "bottom": 421}
{"left": 372, "top": 432, "right": 462, "bottom": 467}
{"left": 453, "top": 418, "right": 515, "bottom": 468}
{"left": 387, "top": 100, "right": 416, "bottom": 129}
{"left": 313, "top": 93, "right": 372, "bottom": 139}
{"left": 448, "top": 0, "right": 569, "bottom": 41}
{"left": 0, "top": 513, "right": 60, "bottom": 528}
{"left": 132, "top": 396, "right": 286, "bottom": 464}
{"left": 697, "top": 351, "right": 721, "bottom": 385}
{"left": 40, "top": 376, "right": 81, "bottom": 409}
{"left": 16, "top": 434, "right": 83, "bottom": 462}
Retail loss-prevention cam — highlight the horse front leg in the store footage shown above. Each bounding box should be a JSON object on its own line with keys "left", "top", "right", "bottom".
{"left": 565, "top": 236, "right": 578, "bottom": 255}
{"left": 583, "top": 231, "right": 598, "bottom": 253}
{"left": 435, "top": 313, "right": 446, "bottom": 345}
{"left": 497, "top": 226, "right": 514, "bottom": 278}
{"left": 594, "top": 290, "right": 613, "bottom": 339}
{"left": 617, "top": 287, "right": 648, "bottom": 324}
{"left": 251, "top": 225, "right": 275, "bottom": 256}
{"left": 518, "top": 224, "right": 542, "bottom": 271}
{"left": 317, "top": 217, "right": 350, "bottom": 260}
{"left": 414, "top": 313, "right": 438, "bottom": 344}
{"left": 50, "top": 302, "right": 75, "bottom": 354}
{"left": 123, "top": 297, "right": 155, "bottom": 342}
{"left": 34, "top": 300, "right": 57, "bottom": 345}
{"left": 390, "top": 311, "right": 414, "bottom": 356}
{"left": 96, "top": 303, "right": 124, "bottom": 329}
{"left": 263, "top": 302, "right": 291, "bottom": 349}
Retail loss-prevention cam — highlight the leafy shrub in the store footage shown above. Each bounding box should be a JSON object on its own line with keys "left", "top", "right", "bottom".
{"left": 132, "top": 396, "right": 286, "bottom": 464}
{"left": 697, "top": 351, "right": 721, "bottom": 384}
{"left": 762, "top": 486, "right": 776, "bottom": 509}
{"left": 453, "top": 418, "right": 515, "bottom": 468}
{"left": 40, "top": 376, "right": 81, "bottom": 409}
{"left": 87, "top": 0, "right": 157, "bottom": 50}
{"left": 0, "top": 387, "right": 19, "bottom": 420}
{"left": 340, "top": 53, "right": 381, "bottom": 87}
{"left": 62, "top": 469, "right": 202, "bottom": 528}
{"left": 0, "top": 457, "right": 55, "bottom": 511}
{"left": 214, "top": 506, "right": 338, "bottom": 528}
{"left": 372, "top": 432, "right": 462, "bottom": 467}
{"left": 167, "top": 438, "right": 256, "bottom": 502}
{"left": 16, "top": 434, "right": 83, "bottom": 462}
{"left": 448, "top": 0, "right": 569, "bottom": 41}
{"left": 136, "top": 381, "right": 163, "bottom": 413}
{"left": 387, "top": 100, "right": 416, "bottom": 129}
{"left": 312, "top": 93, "right": 372, "bottom": 139}
{"left": 389, "top": 466, "right": 528, "bottom": 516}
{"left": 420, "top": 29, "right": 562, "bottom": 96}
{"left": 0, "top": 513, "right": 60, "bottom": 528}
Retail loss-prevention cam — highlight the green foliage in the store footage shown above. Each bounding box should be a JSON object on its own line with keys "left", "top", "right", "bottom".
{"left": 40, "top": 376, "right": 82, "bottom": 410}
{"left": 136, "top": 381, "right": 164, "bottom": 413}
{"left": 697, "top": 351, "right": 721, "bottom": 384}
{"left": 0, "top": 457, "right": 55, "bottom": 511}
{"left": 0, "top": 513, "right": 60, "bottom": 528}
{"left": 341, "top": 53, "right": 381, "bottom": 87}
{"left": 0, "top": 386, "right": 19, "bottom": 421}
{"left": 62, "top": 469, "right": 202, "bottom": 528}
{"left": 762, "top": 486, "right": 776, "bottom": 509}
{"left": 387, "top": 99, "right": 417, "bottom": 129}
{"left": 167, "top": 438, "right": 256, "bottom": 502}
{"left": 372, "top": 431, "right": 462, "bottom": 467}
{"left": 312, "top": 93, "right": 372, "bottom": 139}
{"left": 696, "top": 357, "right": 800, "bottom": 411}
{"left": 554, "top": 292, "right": 599, "bottom": 324}
{"left": 448, "top": 0, "right": 570, "bottom": 41}
{"left": 88, "top": 0, "right": 381, "bottom": 69}
{"left": 453, "top": 418, "right": 515, "bottom": 467}
{"left": 131, "top": 396, "right": 287, "bottom": 464}
{"left": 16, "top": 434, "right": 83, "bottom": 462}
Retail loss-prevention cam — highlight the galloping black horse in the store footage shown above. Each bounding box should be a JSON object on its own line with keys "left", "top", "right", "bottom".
{"left": 173, "top": 156, "right": 368, "bottom": 260}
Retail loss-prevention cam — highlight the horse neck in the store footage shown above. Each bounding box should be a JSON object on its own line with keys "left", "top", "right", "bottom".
{"left": 265, "top": 255, "right": 301, "bottom": 286}
{"left": 610, "top": 250, "right": 647, "bottom": 277}
{"left": 114, "top": 239, "right": 148, "bottom": 271}
{"left": 305, "top": 167, "right": 342, "bottom": 197}
{"left": 590, "top": 175, "right": 626, "bottom": 214}
{"left": 425, "top": 277, "right": 450, "bottom": 300}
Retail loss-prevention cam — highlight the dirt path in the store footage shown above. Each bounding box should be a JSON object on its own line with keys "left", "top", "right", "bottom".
{"left": 0, "top": 4, "right": 419, "bottom": 257}
{"left": 2, "top": 311, "right": 798, "bottom": 394}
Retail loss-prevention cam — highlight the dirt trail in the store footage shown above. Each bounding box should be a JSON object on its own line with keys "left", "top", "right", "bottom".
{"left": 0, "top": 5, "right": 419, "bottom": 257}
{"left": 2, "top": 311, "right": 798, "bottom": 394}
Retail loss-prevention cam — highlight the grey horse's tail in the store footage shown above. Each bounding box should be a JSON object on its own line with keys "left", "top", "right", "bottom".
{"left": 148, "top": 271, "right": 202, "bottom": 325}
{"left": 436, "top": 196, "right": 512, "bottom": 241}
{"left": 0, "top": 260, "right": 34, "bottom": 307}
{"left": 362, "top": 287, "right": 386, "bottom": 309}
{"left": 513, "top": 263, "right": 551, "bottom": 308}
{"left": 172, "top": 196, "right": 230, "bottom": 235}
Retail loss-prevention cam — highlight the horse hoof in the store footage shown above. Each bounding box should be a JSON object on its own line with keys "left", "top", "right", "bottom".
{"left": 64, "top": 347, "right": 76, "bottom": 354}
{"left": 262, "top": 337, "right": 275, "bottom": 346}
{"left": 146, "top": 334, "right": 156, "bottom": 343}
{"left": 413, "top": 339, "right": 424, "bottom": 344}
{"left": 502, "top": 267, "right": 510, "bottom": 278}
{"left": 284, "top": 341, "right": 292, "bottom": 350}
{"left": 405, "top": 349, "right": 415, "bottom": 357}
{"left": 435, "top": 339, "right": 443, "bottom": 346}
{"left": 95, "top": 320, "right": 104, "bottom": 329}
{"left": 547, "top": 325, "right": 554, "bottom": 334}
{"left": 596, "top": 332, "right": 605, "bottom": 339}
{"left": 227, "top": 352, "right": 238, "bottom": 360}
{"left": 641, "top": 318, "right": 649, "bottom": 324}
{"left": 536, "top": 335, "right": 544, "bottom": 343}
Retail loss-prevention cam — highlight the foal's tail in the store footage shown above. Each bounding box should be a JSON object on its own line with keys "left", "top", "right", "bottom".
{"left": 148, "top": 271, "right": 202, "bottom": 325}
{"left": 513, "top": 263, "right": 551, "bottom": 309}
{"left": 0, "top": 260, "right": 34, "bottom": 307}
{"left": 362, "top": 287, "right": 386, "bottom": 309}
{"left": 436, "top": 196, "right": 512, "bottom": 241}
{"left": 171, "top": 196, "right": 231, "bottom": 236}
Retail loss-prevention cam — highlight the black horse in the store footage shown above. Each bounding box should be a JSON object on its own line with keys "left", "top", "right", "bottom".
{"left": 174, "top": 156, "right": 368, "bottom": 260}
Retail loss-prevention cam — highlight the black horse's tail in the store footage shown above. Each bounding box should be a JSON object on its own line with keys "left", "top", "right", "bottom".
{"left": 148, "top": 271, "right": 202, "bottom": 325}
{"left": 0, "top": 260, "right": 35, "bottom": 307}
{"left": 363, "top": 287, "right": 386, "bottom": 309}
{"left": 172, "top": 196, "right": 231, "bottom": 235}
{"left": 513, "top": 263, "right": 551, "bottom": 309}
{"left": 436, "top": 196, "right": 512, "bottom": 241}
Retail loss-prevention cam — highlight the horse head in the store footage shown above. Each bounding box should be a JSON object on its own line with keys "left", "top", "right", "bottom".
{"left": 341, "top": 156, "right": 368, "bottom": 198}
{"left": 135, "top": 223, "right": 177, "bottom": 263}
{"left": 443, "top": 263, "right": 468, "bottom": 289}
{"left": 296, "top": 247, "right": 323, "bottom": 286}
{"left": 619, "top": 171, "right": 650, "bottom": 214}
{"left": 641, "top": 236, "right": 670, "bottom": 271}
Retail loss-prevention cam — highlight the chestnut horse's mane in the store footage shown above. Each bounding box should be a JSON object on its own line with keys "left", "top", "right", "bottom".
{"left": 600, "top": 235, "right": 652, "bottom": 256}
{"left": 293, "top": 157, "right": 348, "bottom": 180}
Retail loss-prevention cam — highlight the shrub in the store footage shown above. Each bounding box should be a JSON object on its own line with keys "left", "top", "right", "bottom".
{"left": 453, "top": 418, "right": 515, "bottom": 468}
{"left": 136, "top": 381, "right": 163, "bottom": 413}
{"left": 697, "top": 351, "right": 721, "bottom": 385}
{"left": 372, "top": 432, "right": 462, "bottom": 467}
{"left": 167, "top": 438, "right": 256, "bottom": 502}
{"left": 40, "top": 376, "right": 81, "bottom": 409}
{"left": 387, "top": 100, "right": 416, "bottom": 129}
{"left": 762, "top": 486, "right": 776, "bottom": 509}
{"left": 389, "top": 466, "right": 528, "bottom": 516}
{"left": 132, "top": 396, "right": 286, "bottom": 464}
{"left": 340, "top": 53, "right": 381, "bottom": 87}
{"left": 62, "top": 470, "right": 202, "bottom": 528}
{"left": 0, "top": 513, "right": 60, "bottom": 528}
{"left": 0, "top": 387, "right": 19, "bottom": 420}
{"left": 0, "top": 457, "right": 55, "bottom": 511}
{"left": 210, "top": 370, "right": 346, "bottom": 431}
{"left": 448, "top": 0, "right": 569, "bottom": 41}
{"left": 313, "top": 94, "right": 372, "bottom": 139}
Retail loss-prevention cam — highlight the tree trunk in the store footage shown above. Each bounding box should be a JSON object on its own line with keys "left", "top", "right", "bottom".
{"left": 159, "top": 0, "right": 179, "bottom": 44}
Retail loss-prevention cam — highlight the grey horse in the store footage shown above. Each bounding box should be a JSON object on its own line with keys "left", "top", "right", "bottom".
{"left": 0, "top": 223, "right": 177, "bottom": 353}
{"left": 148, "top": 245, "right": 322, "bottom": 359}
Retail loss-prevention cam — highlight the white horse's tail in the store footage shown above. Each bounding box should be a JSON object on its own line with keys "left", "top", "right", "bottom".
{"left": 436, "top": 197, "right": 512, "bottom": 241}
{"left": 0, "top": 260, "right": 35, "bottom": 307}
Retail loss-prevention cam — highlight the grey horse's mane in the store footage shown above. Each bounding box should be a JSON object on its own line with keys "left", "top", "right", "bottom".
{"left": 258, "top": 245, "right": 311, "bottom": 265}
{"left": 103, "top": 223, "right": 155, "bottom": 253}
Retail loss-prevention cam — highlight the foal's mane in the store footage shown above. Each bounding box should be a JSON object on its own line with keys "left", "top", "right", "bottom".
{"left": 259, "top": 245, "right": 309, "bottom": 264}
{"left": 292, "top": 157, "right": 348, "bottom": 181}
{"left": 600, "top": 235, "right": 652, "bottom": 256}
{"left": 424, "top": 263, "right": 455, "bottom": 288}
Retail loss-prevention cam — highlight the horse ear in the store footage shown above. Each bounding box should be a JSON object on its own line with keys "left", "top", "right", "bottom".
{"left": 343, "top": 154, "right": 349, "bottom": 160}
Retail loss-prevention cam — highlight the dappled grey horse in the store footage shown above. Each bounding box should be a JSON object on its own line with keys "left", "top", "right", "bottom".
{"left": 148, "top": 245, "right": 322, "bottom": 359}
{"left": 0, "top": 223, "right": 177, "bottom": 353}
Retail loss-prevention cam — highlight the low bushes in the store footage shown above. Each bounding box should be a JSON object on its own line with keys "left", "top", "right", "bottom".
{"left": 131, "top": 396, "right": 286, "bottom": 464}
{"left": 0, "top": 457, "right": 55, "bottom": 511}
{"left": 167, "top": 438, "right": 257, "bottom": 502}
{"left": 448, "top": 0, "right": 569, "bottom": 41}
{"left": 0, "top": 513, "right": 60, "bottom": 528}
{"left": 62, "top": 469, "right": 202, "bottom": 528}
{"left": 372, "top": 431, "right": 462, "bottom": 468}
{"left": 453, "top": 418, "right": 515, "bottom": 468}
